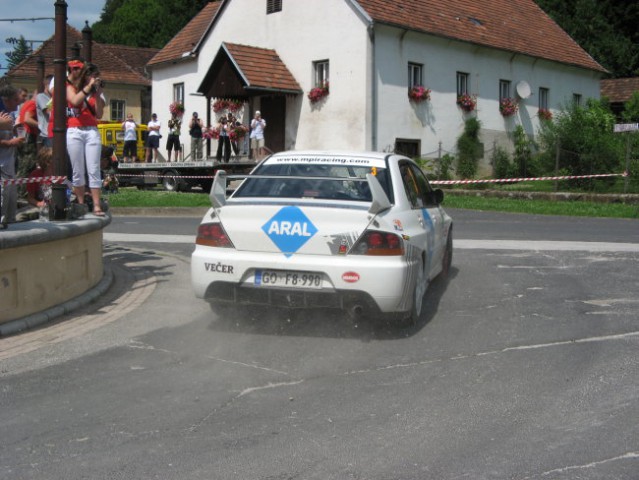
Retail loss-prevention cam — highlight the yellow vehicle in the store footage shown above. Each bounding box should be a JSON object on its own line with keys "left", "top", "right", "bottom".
{"left": 98, "top": 122, "right": 148, "bottom": 161}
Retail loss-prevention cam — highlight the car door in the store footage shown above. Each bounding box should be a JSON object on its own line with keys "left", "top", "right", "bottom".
{"left": 410, "top": 163, "right": 445, "bottom": 273}
{"left": 399, "top": 162, "right": 444, "bottom": 276}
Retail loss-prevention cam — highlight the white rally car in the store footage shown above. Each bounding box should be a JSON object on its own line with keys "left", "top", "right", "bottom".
{"left": 191, "top": 151, "right": 453, "bottom": 323}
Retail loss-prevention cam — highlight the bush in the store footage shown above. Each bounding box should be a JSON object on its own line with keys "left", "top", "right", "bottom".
{"left": 492, "top": 146, "right": 513, "bottom": 179}
{"left": 536, "top": 98, "right": 625, "bottom": 189}
{"left": 456, "top": 117, "right": 482, "bottom": 179}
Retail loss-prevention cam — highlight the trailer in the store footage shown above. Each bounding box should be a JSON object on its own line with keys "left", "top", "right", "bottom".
{"left": 115, "top": 159, "right": 258, "bottom": 192}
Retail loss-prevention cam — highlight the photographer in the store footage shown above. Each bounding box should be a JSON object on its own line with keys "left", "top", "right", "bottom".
{"left": 65, "top": 58, "right": 106, "bottom": 216}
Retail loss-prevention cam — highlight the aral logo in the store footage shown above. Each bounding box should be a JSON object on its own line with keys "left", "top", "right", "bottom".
{"left": 262, "top": 206, "right": 318, "bottom": 257}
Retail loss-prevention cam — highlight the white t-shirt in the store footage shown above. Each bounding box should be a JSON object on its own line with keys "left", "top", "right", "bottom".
{"left": 147, "top": 119, "right": 161, "bottom": 136}
{"left": 123, "top": 120, "right": 137, "bottom": 141}
{"left": 250, "top": 117, "right": 266, "bottom": 139}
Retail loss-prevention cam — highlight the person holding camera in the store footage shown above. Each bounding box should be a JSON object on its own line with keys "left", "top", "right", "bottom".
{"left": 250, "top": 110, "right": 266, "bottom": 161}
{"left": 166, "top": 113, "right": 182, "bottom": 162}
{"left": 215, "top": 116, "right": 232, "bottom": 163}
{"left": 189, "top": 112, "right": 203, "bottom": 160}
{"left": 65, "top": 58, "right": 106, "bottom": 216}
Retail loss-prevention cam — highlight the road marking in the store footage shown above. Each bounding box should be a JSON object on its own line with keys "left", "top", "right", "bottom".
{"left": 104, "top": 234, "right": 639, "bottom": 252}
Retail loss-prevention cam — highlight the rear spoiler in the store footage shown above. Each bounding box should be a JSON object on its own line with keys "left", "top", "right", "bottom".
{"left": 209, "top": 170, "right": 392, "bottom": 215}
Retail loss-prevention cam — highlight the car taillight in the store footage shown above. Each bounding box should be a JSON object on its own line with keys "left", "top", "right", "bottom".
{"left": 351, "top": 230, "right": 404, "bottom": 256}
{"left": 195, "top": 223, "right": 234, "bottom": 248}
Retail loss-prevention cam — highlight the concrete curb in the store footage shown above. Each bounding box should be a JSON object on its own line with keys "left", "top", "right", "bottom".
{"left": 0, "top": 263, "right": 114, "bottom": 337}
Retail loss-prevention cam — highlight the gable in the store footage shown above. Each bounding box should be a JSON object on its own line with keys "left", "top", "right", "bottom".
{"left": 198, "top": 43, "right": 302, "bottom": 98}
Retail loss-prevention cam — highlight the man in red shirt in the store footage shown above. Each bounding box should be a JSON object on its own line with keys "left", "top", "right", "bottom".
{"left": 17, "top": 98, "right": 39, "bottom": 143}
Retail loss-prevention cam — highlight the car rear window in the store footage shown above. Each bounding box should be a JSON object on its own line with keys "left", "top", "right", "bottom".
{"left": 233, "top": 162, "right": 391, "bottom": 202}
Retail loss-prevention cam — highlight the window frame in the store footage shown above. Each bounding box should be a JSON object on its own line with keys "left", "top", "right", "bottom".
{"left": 499, "top": 79, "right": 511, "bottom": 100}
{"left": 457, "top": 72, "right": 470, "bottom": 96}
{"left": 538, "top": 87, "right": 549, "bottom": 110}
{"left": 573, "top": 93, "right": 582, "bottom": 106}
{"left": 110, "top": 99, "right": 125, "bottom": 122}
{"left": 267, "top": 0, "right": 282, "bottom": 14}
{"left": 173, "top": 83, "right": 184, "bottom": 105}
{"left": 408, "top": 62, "right": 423, "bottom": 89}
{"left": 313, "top": 60, "right": 329, "bottom": 88}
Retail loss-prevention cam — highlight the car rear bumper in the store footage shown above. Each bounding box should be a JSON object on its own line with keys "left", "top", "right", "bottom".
{"left": 191, "top": 246, "right": 416, "bottom": 314}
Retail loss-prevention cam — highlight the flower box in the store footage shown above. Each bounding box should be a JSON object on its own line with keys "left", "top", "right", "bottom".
{"left": 538, "top": 108, "right": 553, "bottom": 121}
{"left": 408, "top": 85, "right": 431, "bottom": 103}
{"left": 308, "top": 82, "right": 329, "bottom": 103}
{"left": 169, "top": 101, "right": 185, "bottom": 117}
{"left": 212, "top": 99, "right": 243, "bottom": 113}
{"left": 457, "top": 93, "right": 477, "bottom": 112}
{"left": 499, "top": 97, "right": 519, "bottom": 117}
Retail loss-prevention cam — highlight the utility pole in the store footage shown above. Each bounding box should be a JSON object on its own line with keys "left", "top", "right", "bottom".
{"left": 50, "top": 0, "right": 68, "bottom": 220}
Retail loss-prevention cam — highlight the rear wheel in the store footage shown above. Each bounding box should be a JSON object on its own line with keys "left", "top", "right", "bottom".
{"left": 403, "top": 259, "right": 426, "bottom": 327}
{"left": 162, "top": 169, "right": 187, "bottom": 191}
{"left": 440, "top": 229, "right": 453, "bottom": 279}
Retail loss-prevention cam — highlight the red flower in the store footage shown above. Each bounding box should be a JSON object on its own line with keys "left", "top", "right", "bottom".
{"left": 499, "top": 97, "right": 519, "bottom": 117}
{"left": 408, "top": 86, "right": 431, "bottom": 103}
{"left": 308, "top": 82, "right": 329, "bottom": 103}
{"left": 538, "top": 108, "right": 553, "bottom": 121}
{"left": 456, "top": 93, "right": 477, "bottom": 112}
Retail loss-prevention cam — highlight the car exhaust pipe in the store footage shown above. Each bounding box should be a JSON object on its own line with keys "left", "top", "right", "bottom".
{"left": 346, "top": 303, "right": 365, "bottom": 319}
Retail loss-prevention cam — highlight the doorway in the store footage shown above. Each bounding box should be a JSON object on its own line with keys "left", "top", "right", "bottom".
{"left": 259, "top": 96, "right": 286, "bottom": 154}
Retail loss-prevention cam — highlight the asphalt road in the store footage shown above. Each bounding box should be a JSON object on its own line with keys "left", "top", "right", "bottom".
{"left": 1, "top": 209, "right": 637, "bottom": 479}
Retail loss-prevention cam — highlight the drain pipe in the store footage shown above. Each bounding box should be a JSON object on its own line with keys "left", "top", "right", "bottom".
{"left": 368, "top": 23, "right": 378, "bottom": 151}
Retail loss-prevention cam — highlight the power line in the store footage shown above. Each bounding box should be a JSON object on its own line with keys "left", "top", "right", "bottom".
{"left": 0, "top": 17, "right": 54, "bottom": 22}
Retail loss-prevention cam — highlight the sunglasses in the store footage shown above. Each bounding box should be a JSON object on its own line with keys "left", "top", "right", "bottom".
{"left": 70, "top": 66, "right": 82, "bottom": 71}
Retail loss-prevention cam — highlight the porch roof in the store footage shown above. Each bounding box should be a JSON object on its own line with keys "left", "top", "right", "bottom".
{"left": 197, "top": 42, "right": 302, "bottom": 98}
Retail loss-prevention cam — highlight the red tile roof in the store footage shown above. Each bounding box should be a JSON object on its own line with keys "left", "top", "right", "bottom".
{"left": 150, "top": 0, "right": 605, "bottom": 75}
{"left": 600, "top": 78, "right": 639, "bottom": 103}
{"left": 356, "top": 0, "right": 606, "bottom": 73}
{"left": 223, "top": 43, "right": 301, "bottom": 93}
{"left": 5, "top": 26, "right": 158, "bottom": 86}
{"left": 147, "top": 1, "right": 221, "bottom": 67}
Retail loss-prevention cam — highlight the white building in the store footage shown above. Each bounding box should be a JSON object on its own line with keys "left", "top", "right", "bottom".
{"left": 147, "top": 0, "right": 605, "bottom": 171}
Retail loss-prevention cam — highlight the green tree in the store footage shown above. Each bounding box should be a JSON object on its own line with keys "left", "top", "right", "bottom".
{"left": 535, "top": 0, "right": 639, "bottom": 77}
{"left": 536, "top": 99, "right": 624, "bottom": 189}
{"left": 622, "top": 92, "right": 639, "bottom": 123}
{"left": 5, "top": 36, "right": 32, "bottom": 70}
{"left": 92, "top": 0, "right": 211, "bottom": 49}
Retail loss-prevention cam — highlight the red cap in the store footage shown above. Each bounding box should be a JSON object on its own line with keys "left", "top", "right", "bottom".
{"left": 68, "top": 60, "right": 84, "bottom": 69}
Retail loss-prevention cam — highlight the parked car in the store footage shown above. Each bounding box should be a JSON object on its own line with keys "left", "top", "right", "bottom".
{"left": 191, "top": 151, "right": 453, "bottom": 323}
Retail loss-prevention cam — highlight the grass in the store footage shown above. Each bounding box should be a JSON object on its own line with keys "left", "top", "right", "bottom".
{"left": 104, "top": 188, "right": 211, "bottom": 208}
{"left": 105, "top": 187, "right": 639, "bottom": 219}
{"left": 442, "top": 194, "right": 639, "bottom": 219}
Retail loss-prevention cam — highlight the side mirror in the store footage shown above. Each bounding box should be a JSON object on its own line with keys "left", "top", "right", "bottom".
{"left": 432, "top": 189, "right": 444, "bottom": 205}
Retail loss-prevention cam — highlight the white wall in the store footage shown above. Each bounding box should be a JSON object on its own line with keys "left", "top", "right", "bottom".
{"left": 373, "top": 26, "right": 601, "bottom": 169}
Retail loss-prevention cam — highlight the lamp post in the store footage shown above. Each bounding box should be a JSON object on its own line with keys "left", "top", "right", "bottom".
{"left": 50, "top": 0, "right": 68, "bottom": 220}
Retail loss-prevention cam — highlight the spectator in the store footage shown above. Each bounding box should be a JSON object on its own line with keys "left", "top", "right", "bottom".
{"left": 36, "top": 74, "right": 53, "bottom": 147}
{"left": 145, "top": 113, "right": 161, "bottom": 162}
{"left": 65, "top": 58, "right": 106, "bottom": 217}
{"left": 227, "top": 112, "right": 240, "bottom": 158}
{"left": 16, "top": 146, "right": 53, "bottom": 221}
{"left": 100, "top": 145, "right": 119, "bottom": 193}
{"left": 166, "top": 113, "right": 182, "bottom": 162}
{"left": 16, "top": 92, "right": 39, "bottom": 196}
{"left": 250, "top": 110, "right": 266, "bottom": 161}
{"left": 189, "top": 112, "right": 203, "bottom": 160}
{"left": 17, "top": 94, "right": 39, "bottom": 144}
{"left": 0, "top": 85, "right": 26, "bottom": 229}
{"left": 216, "top": 116, "right": 231, "bottom": 163}
{"left": 121, "top": 113, "right": 137, "bottom": 163}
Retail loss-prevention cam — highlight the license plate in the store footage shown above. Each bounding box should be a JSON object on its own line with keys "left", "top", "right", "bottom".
{"left": 255, "top": 270, "right": 323, "bottom": 289}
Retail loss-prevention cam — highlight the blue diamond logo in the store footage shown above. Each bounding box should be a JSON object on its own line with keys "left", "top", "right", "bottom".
{"left": 262, "top": 206, "right": 318, "bottom": 257}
